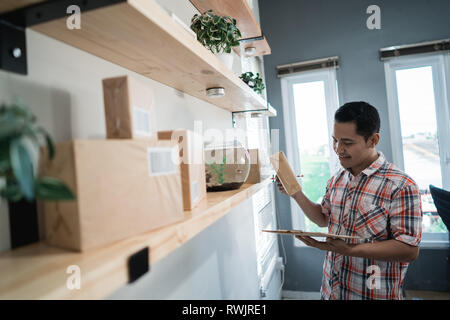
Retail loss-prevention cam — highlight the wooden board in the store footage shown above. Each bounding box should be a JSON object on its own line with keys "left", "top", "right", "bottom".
{"left": 29, "top": 0, "right": 267, "bottom": 112}
{"left": 262, "top": 229, "right": 364, "bottom": 240}
{"left": 189, "top": 0, "right": 271, "bottom": 57}
{"left": 0, "top": 178, "right": 272, "bottom": 299}
{"left": 0, "top": 0, "right": 45, "bottom": 14}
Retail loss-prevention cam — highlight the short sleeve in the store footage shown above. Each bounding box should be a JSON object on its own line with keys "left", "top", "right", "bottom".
{"left": 388, "top": 183, "right": 423, "bottom": 246}
{"left": 321, "top": 176, "right": 334, "bottom": 218}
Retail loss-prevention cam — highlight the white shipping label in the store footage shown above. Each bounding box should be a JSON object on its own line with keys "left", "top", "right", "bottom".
{"left": 191, "top": 180, "right": 199, "bottom": 203}
{"left": 147, "top": 147, "right": 177, "bottom": 176}
{"left": 133, "top": 106, "right": 151, "bottom": 136}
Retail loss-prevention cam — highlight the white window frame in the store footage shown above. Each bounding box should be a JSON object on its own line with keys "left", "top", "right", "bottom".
{"left": 384, "top": 52, "right": 450, "bottom": 248}
{"left": 280, "top": 68, "right": 340, "bottom": 247}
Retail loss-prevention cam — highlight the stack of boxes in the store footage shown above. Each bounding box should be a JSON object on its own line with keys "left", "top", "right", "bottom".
{"left": 40, "top": 75, "right": 206, "bottom": 251}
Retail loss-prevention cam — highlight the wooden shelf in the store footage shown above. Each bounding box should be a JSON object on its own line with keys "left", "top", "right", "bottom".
{"left": 0, "top": 0, "right": 44, "bottom": 13}
{"left": 189, "top": 0, "right": 271, "bottom": 57}
{"left": 6, "top": 0, "right": 267, "bottom": 113}
{"left": 0, "top": 178, "right": 272, "bottom": 299}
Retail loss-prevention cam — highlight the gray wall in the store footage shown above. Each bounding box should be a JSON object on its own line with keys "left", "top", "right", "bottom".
{"left": 259, "top": 0, "right": 450, "bottom": 292}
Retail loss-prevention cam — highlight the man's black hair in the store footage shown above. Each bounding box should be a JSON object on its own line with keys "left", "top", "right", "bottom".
{"left": 334, "top": 101, "right": 380, "bottom": 141}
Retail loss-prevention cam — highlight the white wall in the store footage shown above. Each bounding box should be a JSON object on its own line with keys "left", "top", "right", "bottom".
{"left": 0, "top": 0, "right": 281, "bottom": 299}
{"left": 108, "top": 198, "right": 262, "bottom": 300}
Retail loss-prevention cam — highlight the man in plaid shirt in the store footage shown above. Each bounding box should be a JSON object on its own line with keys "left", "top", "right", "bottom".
{"left": 276, "top": 101, "right": 422, "bottom": 300}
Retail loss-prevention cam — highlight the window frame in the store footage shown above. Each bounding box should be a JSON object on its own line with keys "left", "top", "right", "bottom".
{"left": 280, "top": 68, "right": 340, "bottom": 247}
{"left": 384, "top": 52, "right": 450, "bottom": 248}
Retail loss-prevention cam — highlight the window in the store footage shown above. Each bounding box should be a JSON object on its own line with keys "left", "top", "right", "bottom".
{"left": 384, "top": 52, "right": 450, "bottom": 247}
{"left": 280, "top": 68, "right": 340, "bottom": 247}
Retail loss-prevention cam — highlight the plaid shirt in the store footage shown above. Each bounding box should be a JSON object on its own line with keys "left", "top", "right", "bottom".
{"left": 320, "top": 151, "right": 422, "bottom": 300}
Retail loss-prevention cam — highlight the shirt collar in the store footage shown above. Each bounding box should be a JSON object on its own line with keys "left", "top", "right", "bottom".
{"left": 361, "top": 151, "right": 386, "bottom": 177}
{"left": 344, "top": 151, "right": 386, "bottom": 178}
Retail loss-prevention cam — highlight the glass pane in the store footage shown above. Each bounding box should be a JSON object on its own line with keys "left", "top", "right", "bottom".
{"left": 395, "top": 66, "right": 447, "bottom": 233}
{"left": 293, "top": 81, "right": 330, "bottom": 233}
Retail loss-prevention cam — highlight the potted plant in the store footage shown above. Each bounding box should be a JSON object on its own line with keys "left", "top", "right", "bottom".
{"left": 0, "top": 102, "right": 75, "bottom": 202}
{"left": 239, "top": 72, "right": 266, "bottom": 94}
{"left": 190, "top": 9, "right": 241, "bottom": 69}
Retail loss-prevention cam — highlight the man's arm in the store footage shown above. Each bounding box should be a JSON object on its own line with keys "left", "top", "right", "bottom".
{"left": 296, "top": 237, "right": 419, "bottom": 263}
{"left": 275, "top": 176, "right": 329, "bottom": 227}
{"left": 350, "top": 239, "right": 419, "bottom": 262}
{"left": 292, "top": 189, "right": 329, "bottom": 227}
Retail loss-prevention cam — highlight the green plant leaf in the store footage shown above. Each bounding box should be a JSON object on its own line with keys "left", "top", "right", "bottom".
{"left": 37, "top": 127, "right": 55, "bottom": 159}
{"left": 35, "top": 176, "right": 75, "bottom": 201}
{"left": 10, "top": 138, "right": 34, "bottom": 200}
{"left": 0, "top": 118, "right": 23, "bottom": 141}
{"left": 0, "top": 140, "right": 10, "bottom": 173}
{"left": 212, "top": 16, "right": 220, "bottom": 25}
{"left": 0, "top": 182, "right": 22, "bottom": 202}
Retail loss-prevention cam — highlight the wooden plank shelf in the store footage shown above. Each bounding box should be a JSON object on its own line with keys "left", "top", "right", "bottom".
{"left": 0, "top": 0, "right": 45, "bottom": 13}
{"left": 189, "top": 0, "right": 271, "bottom": 57}
{"left": 0, "top": 178, "right": 273, "bottom": 299}
{"left": 5, "top": 0, "right": 268, "bottom": 113}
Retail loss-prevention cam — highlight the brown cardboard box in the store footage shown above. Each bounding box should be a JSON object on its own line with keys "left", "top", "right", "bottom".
{"left": 157, "top": 130, "right": 206, "bottom": 210}
{"left": 246, "top": 149, "right": 261, "bottom": 184}
{"left": 270, "top": 151, "right": 302, "bottom": 196}
{"left": 39, "top": 139, "right": 184, "bottom": 251}
{"left": 103, "top": 75, "right": 156, "bottom": 139}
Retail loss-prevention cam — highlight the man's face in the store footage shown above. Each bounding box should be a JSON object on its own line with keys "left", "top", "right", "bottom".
{"left": 332, "top": 122, "right": 377, "bottom": 170}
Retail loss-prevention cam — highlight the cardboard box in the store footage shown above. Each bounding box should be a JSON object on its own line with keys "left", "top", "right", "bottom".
{"left": 270, "top": 151, "right": 302, "bottom": 196}
{"left": 157, "top": 130, "right": 206, "bottom": 210}
{"left": 246, "top": 149, "right": 261, "bottom": 184}
{"left": 39, "top": 139, "right": 184, "bottom": 251}
{"left": 103, "top": 75, "right": 156, "bottom": 139}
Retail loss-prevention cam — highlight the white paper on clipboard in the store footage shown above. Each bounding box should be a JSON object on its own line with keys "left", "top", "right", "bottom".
{"left": 262, "top": 229, "right": 364, "bottom": 240}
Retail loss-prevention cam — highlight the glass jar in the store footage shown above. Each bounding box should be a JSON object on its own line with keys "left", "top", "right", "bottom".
{"left": 204, "top": 140, "right": 250, "bottom": 191}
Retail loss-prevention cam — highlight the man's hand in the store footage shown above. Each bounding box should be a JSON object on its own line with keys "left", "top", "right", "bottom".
{"left": 274, "top": 175, "right": 288, "bottom": 195}
{"left": 296, "top": 236, "right": 354, "bottom": 255}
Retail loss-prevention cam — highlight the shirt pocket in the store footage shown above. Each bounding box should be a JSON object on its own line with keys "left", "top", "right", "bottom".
{"left": 354, "top": 202, "right": 388, "bottom": 241}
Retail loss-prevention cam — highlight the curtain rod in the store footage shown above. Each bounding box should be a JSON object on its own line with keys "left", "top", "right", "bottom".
{"left": 276, "top": 56, "right": 339, "bottom": 78}
{"left": 380, "top": 38, "right": 450, "bottom": 60}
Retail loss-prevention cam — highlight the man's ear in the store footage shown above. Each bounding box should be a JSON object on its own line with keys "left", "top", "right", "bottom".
{"left": 368, "top": 133, "right": 380, "bottom": 148}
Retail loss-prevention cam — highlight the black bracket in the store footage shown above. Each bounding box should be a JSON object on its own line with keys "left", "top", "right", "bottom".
{"left": 0, "top": 20, "right": 27, "bottom": 74}
{"left": 0, "top": 0, "right": 126, "bottom": 75}
{"left": 128, "top": 247, "right": 150, "bottom": 283}
{"left": 239, "top": 34, "right": 265, "bottom": 44}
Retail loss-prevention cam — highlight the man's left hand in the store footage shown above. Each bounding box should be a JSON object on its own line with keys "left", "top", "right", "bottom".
{"left": 295, "top": 236, "right": 354, "bottom": 255}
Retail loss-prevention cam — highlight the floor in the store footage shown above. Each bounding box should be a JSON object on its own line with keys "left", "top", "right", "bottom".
{"left": 405, "top": 290, "right": 450, "bottom": 300}
{"left": 282, "top": 290, "right": 450, "bottom": 300}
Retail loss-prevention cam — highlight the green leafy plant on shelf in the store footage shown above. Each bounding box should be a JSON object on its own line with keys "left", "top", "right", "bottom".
{"left": 239, "top": 72, "right": 265, "bottom": 94}
{"left": 209, "top": 155, "right": 226, "bottom": 185}
{"left": 0, "top": 102, "right": 75, "bottom": 202}
{"left": 190, "top": 9, "right": 241, "bottom": 54}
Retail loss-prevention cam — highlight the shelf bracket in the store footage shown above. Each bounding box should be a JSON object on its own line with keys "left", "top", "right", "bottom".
{"left": 0, "top": 0, "right": 127, "bottom": 75}
{"left": 0, "top": 20, "right": 27, "bottom": 74}
{"left": 128, "top": 247, "right": 150, "bottom": 283}
{"left": 231, "top": 102, "right": 277, "bottom": 127}
{"left": 239, "top": 34, "right": 265, "bottom": 44}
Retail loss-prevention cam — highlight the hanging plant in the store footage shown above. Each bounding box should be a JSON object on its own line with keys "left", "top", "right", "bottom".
{"left": 190, "top": 9, "right": 241, "bottom": 54}
{"left": 239, "top": 72, "right": 266, "bottom": 94}
{"left": 0, "top": 102, "right": 75, "bottom": 202}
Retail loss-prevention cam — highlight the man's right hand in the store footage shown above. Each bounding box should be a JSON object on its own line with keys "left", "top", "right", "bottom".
{"left": 275, "top": 175, "right": 289, "bottom": 195}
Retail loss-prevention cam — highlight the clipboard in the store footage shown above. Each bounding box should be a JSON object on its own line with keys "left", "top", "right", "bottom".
{"left": 262, "top": 229, "right": 363, "bottom": 240}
